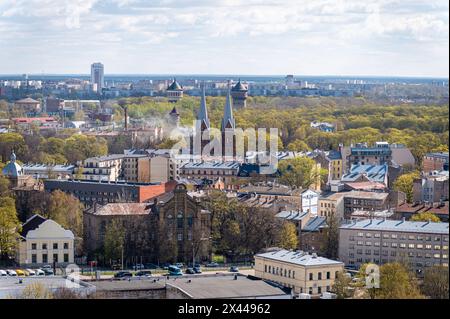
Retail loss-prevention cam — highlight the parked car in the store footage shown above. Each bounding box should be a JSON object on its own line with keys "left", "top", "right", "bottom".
{"left": 42, "top": 268, "right": 54, "bottom": 276}
{"left": 111, "top": 264, "right": 122, "bottom": 270}
{"left": 135, "top": 270, "right": 152, "bottom": 277}
{"left": 229, "top": 266, "right": 239, "bottom": 273}
{"left": 205, "top": 262, "right": 219, "bottom": 268}
{"left": 7, "top": 270, "right": 17, "bottom": 276}
{"left": 41, "top": 265, "right": 52, "bottom": 270}
{"left": 26, "top": 269, "right": 36, "bottom": 276}
{"left": 35, "top": 269, "right": 45, "bottom": 276}
{"left": 114, "top": 271, "right": 132, "bottom": 279}
{"left": 193, "top": 266, "right": 202, "bottom": 274}
{"left": 161, "top": 263, "right": 170, "bottom": 270}
{"left": 133, "top": 263, "right": 145, "bottom": 270}
{"left": 185, "top": 268, "right": 195, "bottom": 274}
{"left": 175, "top": 263, "right": 184, "bottom": 268}
{"left": 0, "top": 270, "right": 7, "bottom": 276}
{"left": 15, "top": 269, "right": 26, "bottom": 276}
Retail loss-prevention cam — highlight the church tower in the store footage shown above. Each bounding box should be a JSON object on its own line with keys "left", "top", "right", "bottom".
{"left": 221, "top": 81, "right": 236, "bottom": 159}
{"left": 191, "top": 82, "right": 212, "bottom": 157}
{"left": 166, "top": 78, "right": 183, "bottom": 103}
{"left": 168, "top": 105, "right": 180, "bottom": 128}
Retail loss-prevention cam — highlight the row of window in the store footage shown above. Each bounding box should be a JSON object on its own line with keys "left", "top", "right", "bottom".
{"left": 349, "top": 258, "right": 447, "bottom": 268}
{"left": 353, "top": 233, "right": 448, "bottom": 241}
{"left": 31, "top": 242, "right": 69, "bottom": 250}
{"left": 350, "top": 250, "right": 447, "bottom": 259}
{"left": 31, "top": 253, "right": 69, "bottom": 263}
{"left": 264, "top": 265, "right": 296, "bottom": 279}
{"left": 352, "top": 242, "right": 448, "bottom": 250}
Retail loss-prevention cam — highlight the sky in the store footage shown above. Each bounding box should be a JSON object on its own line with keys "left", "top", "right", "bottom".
{"left": 0, "top": 0, "right": 448, "bottom": 77}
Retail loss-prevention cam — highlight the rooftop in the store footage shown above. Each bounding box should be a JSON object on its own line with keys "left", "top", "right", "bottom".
{"left": 275, "top": 210, "right": 309, "bottom": 221}
{"left": 343, "top": 190, "right": 389, "bottom": 200}
{"left": 167, "top": 274, "right": 289, "bottom": 299}
{"left": 85, "top": 203, "right": 152, "bottom": 216}
{"left": 341, "top": 164, "right": 388, "bottom": 183}
{"left": 182, "top": 161, "right": 240, "bottom": 170}
{"left": 340, "top": 219, "right": 449, "bottom": 234}
{"left": 256, "top": 249, "right": 344, "bottom": 267}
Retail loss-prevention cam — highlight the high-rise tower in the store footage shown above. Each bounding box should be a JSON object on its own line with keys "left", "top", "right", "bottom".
{"left": 90, "top": 62, "right": 104, "bottom": 93}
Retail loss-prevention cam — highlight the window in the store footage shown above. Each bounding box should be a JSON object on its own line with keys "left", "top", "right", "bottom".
{"left": 309, "top": 273, "right": 313, "bottom": 280}
{"left": 318, "top": 287, "right": 322, "bottom": 294}
{"left": 318, "top": 272, "right": 322, "bottom": 280}
{"left": 42, "top": 254, "right": 48, "bottom": 263}
{"left": 53, "top": 254, "right": 58, "bottom": 262}
{"left": 31, "top": 243, "right": 37, "bottom": 250}
{"left": 32, "top": 254, "right": 37, "bottom": 263}
{"left": 42, "top": 243, "right": 47, "bottom": 250}
{"left": 64, "top": 254, "right": 69, "bottom": 263}
{"left": 408, "top": 244, "right": 415, "bottom": 249}
{"left": 177, "top": 233, "right": 183, "bottom": 241}
{"left": 292, "top": 271, "right": 295, "bottom": 279}
{"left": 391, "top": 243, "right": 398, "bottom": 248}
{"left": 309, "top": 287, "right": 313, "bottom": 295}
{"left": 434, "top": 245, "right": 441, "bottom": 250}
{"left": 53, "top": 243, "right": 58, "bottom": 250}
{"left": 326, "top": 272, "right": 330, "bottom": 279}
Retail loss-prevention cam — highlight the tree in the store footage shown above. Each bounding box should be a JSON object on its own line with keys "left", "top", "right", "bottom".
{"left": 104, "top": 219, "right": 126, "bottom": 265}
{"left": 63, "top": 135, "right": 108, "bottom": 163}
{"left": 0, "top": 133, "right": 28, "bottom": 162}
{"left": 278, "top": 157, "right": 321, "bottom": 189}
{"left": 286, "top": 140, "right": 311, "bottom": 152}
{"left": 320, "top": 214, "right": 340, "bottom": 259}
{"left": 0, "top": 175, "right": 10, "bottom": 197}
{"left": 46, "top": 190, "right": 83, "bottom": 237}
{"left": 278, "top": 222, "right": 298, "bottom": 250}
{"left": 376, "top": 263, "right": 424, "bottom": 299}
{"left": 421, "top": 265, "right": 449, "bottom": 299}
{"left": 12, "top": 282, "right": 53, "bottom": 299}
{"left": 393, "top": 171, "right": 420, "bottom": 203}
{"left": 410, "top": 212, "right": 441, "bottom": 223}
{"left": 0, "top": 197, "right": 21, "bottom": 261}
{"left": 332, "top": 271, "right": 353, "bottom": 299}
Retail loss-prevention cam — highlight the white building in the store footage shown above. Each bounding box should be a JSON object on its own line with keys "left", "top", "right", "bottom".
{"left": 81, "top": 155, "right": 124, "bottom": 182}
{"left": 301, "top": 189, "right": 319, "bottom": 215}
{"left": 16, "top": 215, "right": 75, "bottom": 266}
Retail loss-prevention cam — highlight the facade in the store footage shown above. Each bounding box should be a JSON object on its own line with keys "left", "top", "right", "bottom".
{"left": 14, "top": 97, "right": 41, "bottom": 113}
{"left": 90, "top": 62, "right": 105, "bottom": 92}
{"left": 318, "top": 192, "right": 346, "bottom": 219}
{"left": 339, "top": 219, "right": 449, "bottom": 275}
{"left": 343, "top": 191, "right": 390, "bottom": 219}
{"left": 81, "top": 155, "right": 124, "bottom": 182}
{"left": 180, "top": 161, "right": 240, "bottom": 189}
{"left": 300, "top": 216, "right": 328, "bottom": 253}
{"left": 423, "top": 152, "right": 449, "bottom": 173}
{"left": 347, "top": 142, "right": 392, "bottom": 168}
{"left": 395, "top": 202, "right": 449, "bottom": 222}
{"left": 301, "top": 189, "right": 319, "bottom": 215}
{"left": 413, "top": 171, "right": 449, "bottom": 203}
{"left": 16, "top": 215, "right": 74, "bottom": 266}
{"left": 254, "top": 249, "right": 344, "bottom": 297}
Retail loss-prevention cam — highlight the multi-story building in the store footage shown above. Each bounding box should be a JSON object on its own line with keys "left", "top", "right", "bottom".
{"left": 343, "top": 191, "right": 390, "bottom": 219}
{"left": 90, "top": 62, "right": 104, "bottom": 93}
{"left": 341, "top": 164, "right": 388, "bottom": 188}
{"left": 16, "top": 214, "right": 74, "bottom": 266}
{"left": 339, "top": 219, "right": 449, "bottom": 275}
{"left": 14, "top": 97, "right": 41, "bottom": 114}
{"left": 22, "top": 163, "right": 75, "bottom": 180}
{"left": 423, "top": 152, "right": 449, "bottom": 173}
{"left": 318, "top": 192, "right": 346, "bottom": 219}
{"left": 254, "top": 249, "right": 344, "bottom": 297}
{"left": 346, "top": 142, "right": 392, "bottom": 168}
{"left": 413, "top": 171, "right": 449, "bottom": 203}
{"left": 80, "top": 155, "right": 124, "bottom": 182}
{"left": 180, "top": 161, "right": 240, "bottom": 189}
{"left": 43, "top": 179, "right": 176, "bottom": 206}
{"left": 83, "top": 183, "right": 212, "bottom": 264}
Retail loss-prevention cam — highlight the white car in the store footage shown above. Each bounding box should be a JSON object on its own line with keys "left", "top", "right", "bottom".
{"left": 35, "top": 269, "right": 45, "bottom": 276}
{"left": 26, "top": 269, "right": 36, "bottom": 276}
{"left": 0, "top": 270, "right": 7, "bottom": 276}
{"left": 6, "top": 270, "right": 17, "bottom": 276}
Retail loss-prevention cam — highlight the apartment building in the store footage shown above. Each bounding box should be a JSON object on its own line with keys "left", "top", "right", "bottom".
{"left": 343, "top": 191, "right": 390, "bottom": 219}
{"left": 339, "top": 219, "right": 449, "bottom": 275}
{"left": 81, "top": 155, "right": 125, "bottom": 182}
{"left": 180, "top": 161, "right": 240, "bottom": 189}
{"left": 254, "top": 249, "right": 344, "bottom": 297}
{"left": 413, "top": 171, "right": 449, "bottom": 203}
{"left": 422, "top": 152, "right": 449, "bottom": 173}
{"left": 318, "top": 192, "right": 346, "bottom": 219}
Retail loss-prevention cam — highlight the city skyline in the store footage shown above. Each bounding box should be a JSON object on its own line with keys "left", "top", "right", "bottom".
{"left": 0, "top": 0, "right": 448, "bottom": 77}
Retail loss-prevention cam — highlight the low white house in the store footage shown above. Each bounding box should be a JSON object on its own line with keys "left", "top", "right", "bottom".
{"left": 16, "top": 215, "right": 75, "bottom": 266}
{"left": 301, "top": 189, "right": 319, "bottom": 215}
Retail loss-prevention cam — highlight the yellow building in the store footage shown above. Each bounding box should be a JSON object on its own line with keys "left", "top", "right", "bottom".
{"left": 17, "top": 215, "right": 74, "bottom": 266}
{"left": 254, "top": 249, "right": 344, "bottom": 298}
{"left": 318, "top": 192, "right": 346, "bottom": 219}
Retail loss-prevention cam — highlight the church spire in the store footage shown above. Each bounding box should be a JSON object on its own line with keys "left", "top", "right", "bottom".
{"left": 221, "top": 80, "right": 235, "bottom": 131}
{"left": 198, "top": 82, "right": 210, "bottom": 130}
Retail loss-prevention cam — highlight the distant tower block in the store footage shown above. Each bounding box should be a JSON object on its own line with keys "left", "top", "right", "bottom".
{"left": 231, "top": 79, "right": 248, "bottom": 108}
{"left": 167, "top": 78, "right": 183, "bottom": 103}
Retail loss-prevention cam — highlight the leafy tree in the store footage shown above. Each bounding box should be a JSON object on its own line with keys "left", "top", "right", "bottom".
{"left": 377, "top": 263, "right": 424, "bottom": 299}
{"left": 0, "top": 133, "right": 28, "bottom": 162}
{"left": 393, "top": 171, "right": 420, "bottom": 203}
{"left": 286, "top": 140, "right": 311, "bottom": 152}
{"left": 0, "top": 175, "right": 10, "bottom": 197}
{"left": 278, "top": 222, "right": 298, "bottom": 249}
{"left": 332, "top": 271, "right": 353, "bottom": 299}
{"left": 410, "top": 212, "right": 441, "bottom": 223}
{"left": 278, "top": 156, "right": 321, "bottom": 189}
{"left": 0, "top": 196, "right": 21, "bottom": 260}
{"left": 63, "top": 135, "right": 108, "bottom": 163}
{"left": 45, "top": 190, "right": 83, "bottom": 237}
{"left": 421, "top": 265, "right": 449, "bottom": 299}
{"left": 320, "top": 214, "right": 340, "bottom": 259}
{"left": 104, "top": 219, "right": 126, "bottom": 265}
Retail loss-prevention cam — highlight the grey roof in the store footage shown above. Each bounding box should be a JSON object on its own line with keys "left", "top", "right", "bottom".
{"left": 340, "top": 219, "right": 449, "bottom": 234}
{"left": 167, "top": 79, "right": 183, "bottom": 91}
{"left": 256, "top": 249, "right": 343, "bottom": 267}
{"left": 275, "top": 210, "right": 309, "bottom": 221}
{"left": 221, "top": 85, "right": 235, "bottom": 130}
{"left": 303, "top": 216, "right": 327, "bottom": 232}
{"left": 197, "top": 82, "right": 210, "bottom": 129}
{"left": 23, "top": 163, "right": 75, "bottom": 173}
{"left": 341, "top": 164, "right": 387, "bottom": 183}
{"left": 182, "top": 161, "right": 240, "bottom": 170}
{"left": 327, "top": 150, "right": 342, "bottom": 160}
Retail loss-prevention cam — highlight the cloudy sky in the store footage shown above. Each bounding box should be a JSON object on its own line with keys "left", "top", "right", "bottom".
{"left": 0, "top": 0, "right": 448, "bottom": 77}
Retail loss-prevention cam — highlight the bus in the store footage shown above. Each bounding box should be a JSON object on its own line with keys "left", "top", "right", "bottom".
{"left": 168, "top": 265, "right": 183, "bottom": 276}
